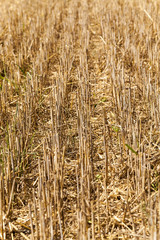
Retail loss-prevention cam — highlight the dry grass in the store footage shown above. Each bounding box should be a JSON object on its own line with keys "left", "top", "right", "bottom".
{"left": 0, "top": 0, "right": 160, "bottom": 239}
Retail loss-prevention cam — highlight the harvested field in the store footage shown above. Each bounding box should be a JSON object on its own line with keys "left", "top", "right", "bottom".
{"left": 0, "top": 0, "right": 160, "bottom": 239}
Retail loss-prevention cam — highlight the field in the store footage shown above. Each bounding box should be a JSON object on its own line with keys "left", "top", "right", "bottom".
{"left": 0, "top": 0, "right": 160, "bottom": 239}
